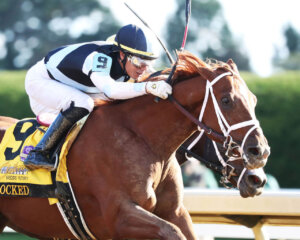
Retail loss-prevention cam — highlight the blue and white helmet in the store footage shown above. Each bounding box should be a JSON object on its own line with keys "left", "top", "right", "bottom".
{"left": 113, "top": 24, "right": 158, "bottom": 60}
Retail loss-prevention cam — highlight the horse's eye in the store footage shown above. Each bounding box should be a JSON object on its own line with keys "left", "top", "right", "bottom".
{"left": 221, "top": 97, "right": 230, "bottom": 105}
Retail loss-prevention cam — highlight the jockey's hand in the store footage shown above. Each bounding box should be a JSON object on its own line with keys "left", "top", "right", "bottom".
{"left": 145, "top": 81, "right": 172, "bottom": 99}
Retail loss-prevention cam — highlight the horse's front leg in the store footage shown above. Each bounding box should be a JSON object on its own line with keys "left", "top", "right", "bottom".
{"left": 159, "top": 204, "right": 197, "bottom": 240}
{"left": 155, "top": 160, "right": 198, "bottom": 240}
{"left": 113, "top": 201, "right": 187, "bottom": 240}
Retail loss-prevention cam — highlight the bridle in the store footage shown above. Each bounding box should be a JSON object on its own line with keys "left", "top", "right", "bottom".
{"left": 197, "top": 71, "right": 260, "bottom": 162}
{"left": 181, "top": 130, "right": 246, "bottom": 189}
{"left": 167, "top": 63, "right": 261, "bottom": 189}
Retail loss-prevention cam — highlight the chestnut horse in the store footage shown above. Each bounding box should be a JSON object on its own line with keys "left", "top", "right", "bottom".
{"left": 177, "top": 131, "right": 267, "bottom": 198}
{"left": 0, "top": 51, "right": 270, "bottom": 239}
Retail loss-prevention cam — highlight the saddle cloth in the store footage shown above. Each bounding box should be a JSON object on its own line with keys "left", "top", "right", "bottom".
{"left": 0, "top": 117, "right": 86, "bottom": 203}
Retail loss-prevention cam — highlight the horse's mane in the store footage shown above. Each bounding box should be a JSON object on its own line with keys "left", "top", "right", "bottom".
{"left": 139, "top": 50, "right": 233, "bottom": 83}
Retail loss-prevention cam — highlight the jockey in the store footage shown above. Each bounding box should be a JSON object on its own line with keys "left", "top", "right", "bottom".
{"left": 24, "top": 24, "right": 172, "bottom": 170}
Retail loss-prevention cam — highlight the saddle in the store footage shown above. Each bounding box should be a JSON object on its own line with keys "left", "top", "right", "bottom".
{"left": 0, "top": 114, "right": 94, "bottom": 239}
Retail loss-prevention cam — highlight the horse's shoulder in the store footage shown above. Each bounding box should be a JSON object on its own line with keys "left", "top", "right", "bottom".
{"left": 0, "top": 128, "right": 6, "bottom": 143}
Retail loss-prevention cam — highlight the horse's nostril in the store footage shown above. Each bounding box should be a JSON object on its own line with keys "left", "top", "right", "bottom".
{"left": 247, "top": 146, "right": 261, "bottom": 156}
{"left": 247, "top": 174, "right": 266, "bottom": 188}
{"left": 248, "top": 175, "right": 262, "bottom": 187}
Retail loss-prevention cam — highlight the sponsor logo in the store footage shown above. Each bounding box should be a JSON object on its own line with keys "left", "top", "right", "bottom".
{"left": 1, "top": 165, "right": 29, "bottom": 175}
{"left": 0, "top": 184, "right": 30, "bottom": 196}
{"left": 20, "top": 145, "right": 34, "bottom": 162}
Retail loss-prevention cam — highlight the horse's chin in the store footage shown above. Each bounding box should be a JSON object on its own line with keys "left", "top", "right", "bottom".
{"left": 239, "top": 185, "right": 264, "bottom": 198}
{"left": 245, "top": 158, "right": 267, "bottom": 170}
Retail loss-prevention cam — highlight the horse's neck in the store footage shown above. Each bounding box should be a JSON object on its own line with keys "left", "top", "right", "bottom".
{"left": 84, "top": 75, "right": 205, "bottom": 163}
{"left": 127, "top": 97, "right": 197, "bottom": 158}
{"left": 89, "top": 96, "right": 197, "bottom": 161}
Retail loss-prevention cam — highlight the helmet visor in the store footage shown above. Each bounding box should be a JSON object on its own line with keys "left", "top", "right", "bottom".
{"left": 128, "top": 55, "right": 154, "bottom": 68}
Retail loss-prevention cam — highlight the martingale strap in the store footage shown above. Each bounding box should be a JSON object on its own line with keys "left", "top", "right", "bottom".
{"left": 56, "top": 179, "right": 95, "bottom": 240}
{"left": 54, "top": 115, "right": 96, "bottom": 240}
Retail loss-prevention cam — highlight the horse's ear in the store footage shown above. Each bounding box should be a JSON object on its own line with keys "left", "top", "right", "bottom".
{"left": 198, "top": 67, "right": 214, "bottom": 80}
{"left": 227, "top": 59, "right": 238, "bottom": 73}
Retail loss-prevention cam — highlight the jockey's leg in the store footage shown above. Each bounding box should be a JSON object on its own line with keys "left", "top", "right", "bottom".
{"left": 23, "top": 103, "right": 89, "bottom": 170}
{"left": 24, "top": 60, "right": 93, "bottom": 170}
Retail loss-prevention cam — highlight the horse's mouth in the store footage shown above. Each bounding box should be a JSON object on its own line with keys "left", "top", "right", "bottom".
{"left": 239, "top": 186, "right": 263, "bottom": 198}
{"left": 238, "top": 177, "right": 264, "bottom": 198}
{"left": 237, "top": 168, "right": 266, "bottom": 198}
{"left": 244, "top": 157, "right": 268, "bottom": 170}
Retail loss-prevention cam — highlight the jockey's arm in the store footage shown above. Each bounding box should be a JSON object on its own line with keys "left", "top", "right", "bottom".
{"left": 91, "top": 72, "right": 172, "bottom": 100}
{"left": 90, "top": 72, "right": 147, "bottom": 100}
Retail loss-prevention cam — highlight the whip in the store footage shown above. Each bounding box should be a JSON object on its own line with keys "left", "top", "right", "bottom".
{"left": 124, "top": 2, "right": 175, "bottom": 65}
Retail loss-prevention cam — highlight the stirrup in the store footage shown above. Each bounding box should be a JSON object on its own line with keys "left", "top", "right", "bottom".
{"left": 24, "top": 150, "right": 54, "bottom": 171}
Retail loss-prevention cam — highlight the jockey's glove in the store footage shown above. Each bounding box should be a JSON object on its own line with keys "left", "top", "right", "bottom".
{"left": 145, "top": 81, "right": 172, "bottom": 99}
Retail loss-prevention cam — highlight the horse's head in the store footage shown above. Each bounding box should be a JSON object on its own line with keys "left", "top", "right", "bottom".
{"left": 177, "top": 131, "right": 267, "bottom": 198}
{"left": 171, "top": 52, "right": 270, "bottom": 170}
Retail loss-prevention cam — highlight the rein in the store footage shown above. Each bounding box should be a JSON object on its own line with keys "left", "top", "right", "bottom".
{"left": 168, "top": 94, "right": 226, "bottom": 143}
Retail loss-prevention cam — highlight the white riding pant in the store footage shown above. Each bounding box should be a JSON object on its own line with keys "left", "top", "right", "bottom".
{"left": 25, "top": 60, "right": 95, "bottom": 116}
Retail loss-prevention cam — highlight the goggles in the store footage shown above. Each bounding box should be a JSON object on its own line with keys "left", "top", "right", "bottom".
{"left": 127, "top": 55, "right": 153, "bottom": 68}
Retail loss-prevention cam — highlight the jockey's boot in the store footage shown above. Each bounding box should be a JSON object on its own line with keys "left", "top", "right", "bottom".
{"left": 24, "top": 104, "right": 89, "bottom": 170}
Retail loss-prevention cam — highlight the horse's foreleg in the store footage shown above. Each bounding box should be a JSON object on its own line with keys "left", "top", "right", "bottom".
{"left": 162, "top": 205, "right": 197, "bottom": 240}
{"left": 113, "top": 202, "right": 187, "bottom": 240}
{"left": 0, "top": 213, "right": 8, "bottom": 233}
{"left": 155, "top": 160, "right": 198, "bottom": 240}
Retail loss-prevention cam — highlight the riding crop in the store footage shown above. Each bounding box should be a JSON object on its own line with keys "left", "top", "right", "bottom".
{"left": 124, "top": 2, "right": 175, "bottom": 65}
{"left": 180, "top": 0, "right": 192, "bottom": 51}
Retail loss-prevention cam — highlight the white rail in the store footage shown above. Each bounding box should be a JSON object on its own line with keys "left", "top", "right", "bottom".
{"left": 183, "top": 188, "right": 300, "bottom": 240}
